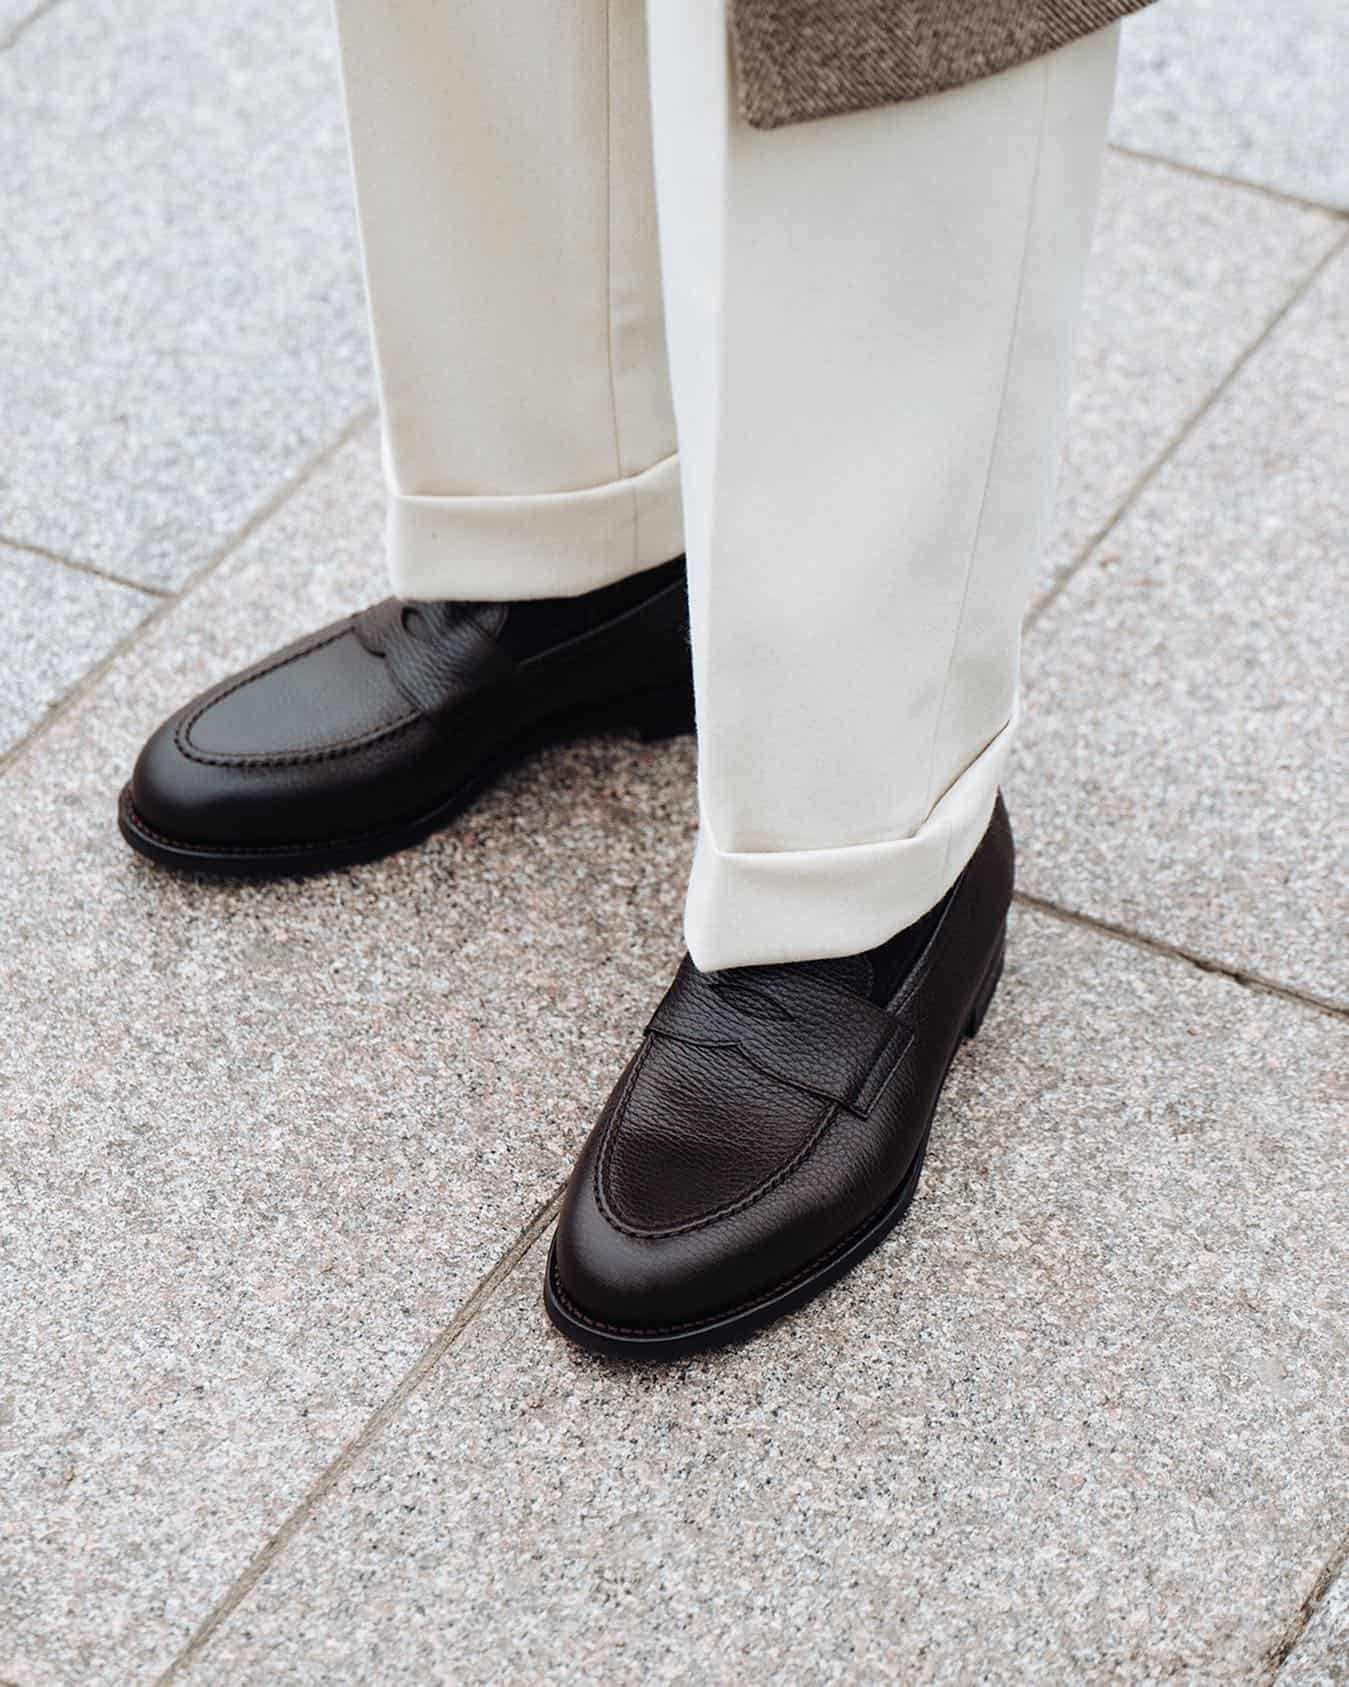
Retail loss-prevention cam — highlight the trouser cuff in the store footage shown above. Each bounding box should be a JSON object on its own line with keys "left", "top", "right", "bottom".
{"left": 388, "top": 452, "right": 683, "bottom": 601}
{"left": 683, "top": 720, "right": 1015, "bottom": 972}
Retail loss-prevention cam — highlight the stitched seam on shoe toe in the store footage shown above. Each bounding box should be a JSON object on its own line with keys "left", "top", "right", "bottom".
{"left": 175, "top": 627, "right": 421, "bottom": 766}
{"left": 175, "top": 713, "right": 423, "bottom": 768}
{"left": 595, "top": 1035, "right": 848, "bottom": 1241}
{"left": 554, "top": 1152, "right": 924, "bottom": 1337}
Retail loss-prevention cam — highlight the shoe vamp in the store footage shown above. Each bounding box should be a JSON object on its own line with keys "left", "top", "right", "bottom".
{"left": 187, "top": 629, "right": 414, "bottom": 756}
{"left": 601, "top": 1037, "right": 834, "bottom": 1234}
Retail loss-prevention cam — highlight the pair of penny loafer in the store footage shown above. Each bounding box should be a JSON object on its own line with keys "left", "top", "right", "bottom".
{"left": 120, "top": 555, "right": 1011, "bottom": 1357}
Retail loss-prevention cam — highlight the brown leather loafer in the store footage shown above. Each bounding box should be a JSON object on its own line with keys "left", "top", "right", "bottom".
{"left": 118, "top": 557, "right": 692, "bottom": 878}
{"left": 545, "top": 796, "right": 1013, "bottom": 1358}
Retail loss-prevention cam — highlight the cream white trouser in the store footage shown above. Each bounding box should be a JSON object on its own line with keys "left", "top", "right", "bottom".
{"left": 333, "top": 1, "right": 1119, "bottom": 971}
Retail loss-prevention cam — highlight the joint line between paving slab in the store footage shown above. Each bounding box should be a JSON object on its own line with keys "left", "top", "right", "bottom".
{"left": 156, "top": 1184, "right": 566, "bottom": 1685}
{"left": 0, "top": 0, "right": 67, "bottom": 50}
{"left": 0, "top": 532, "right": 172, "bottom": 600}
{"left": 0, "top": 403, "right": 376, "bottom": 780}
{"left": 1267, "top": 1526, "right": 1349, "bottom": 1680}
{"left": 1015, "top": 891, "right": 1349, "bottom": 1023}
{"left": 1108, "top": 143, "right": 1349, "bottom": 222}
{"left": 1028, "top": 221, "right": 1349, "bottom": 628}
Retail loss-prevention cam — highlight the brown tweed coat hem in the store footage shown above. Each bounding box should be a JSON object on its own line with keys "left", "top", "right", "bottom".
{"left": 729, "top": 0, "right": 1157, "bottom": 128}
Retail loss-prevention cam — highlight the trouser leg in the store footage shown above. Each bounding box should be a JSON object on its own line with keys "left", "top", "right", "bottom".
{"left": 645, "top": 3, "right": 1119, "bottom": 969}
{"left": 333, "top": 0, "right": 681, "bottom": 599}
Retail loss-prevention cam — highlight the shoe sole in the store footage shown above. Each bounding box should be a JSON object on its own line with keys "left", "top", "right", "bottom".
{"left": 117, "top": 678, "right": 695, "bottom": 879}
{"left": 543, "top": 923, "right": 1006, "bottom": 1361}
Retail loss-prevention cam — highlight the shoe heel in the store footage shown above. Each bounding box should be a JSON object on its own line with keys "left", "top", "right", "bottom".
{"left": 966, "top": 924, "right": 1007, "bottom": 1040}
{"left": 630, "top": 681, "right": 696, "bottom": 743}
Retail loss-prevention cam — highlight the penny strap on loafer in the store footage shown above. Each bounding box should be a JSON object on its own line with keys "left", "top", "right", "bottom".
{"left": 646, "top": 956, "right": 912, "bottom": 1118}
{"left": 353, "top": 599, "right": 515, "bottom": 726}
{"left": 548, "top": 797, "right": 1015, "bottom": 1358}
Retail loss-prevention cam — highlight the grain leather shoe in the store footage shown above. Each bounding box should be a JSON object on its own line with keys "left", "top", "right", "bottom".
{"left": 546, "top": 796, "right": 1013, "bottom": 1358}
{"left": 119, "top": 556, "right": 691, "bottom": 876}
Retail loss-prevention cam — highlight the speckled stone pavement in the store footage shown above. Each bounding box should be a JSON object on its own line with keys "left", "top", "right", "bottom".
{"left": 1, "top": 2, "right": 1345, "bottom": 1682}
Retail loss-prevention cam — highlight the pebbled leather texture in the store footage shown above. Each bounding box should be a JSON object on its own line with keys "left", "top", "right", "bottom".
{"left": 646, "top": 960, "right": 913, "bottom": 1119}
{"left": 549, "top": 796, "right": 1014, "bottom": 1349}
{"left": 122, "top": 557, "right": 691, "bottom": 863}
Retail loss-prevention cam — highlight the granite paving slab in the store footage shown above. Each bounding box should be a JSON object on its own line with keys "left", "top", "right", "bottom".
{"left": 1012, "top": 240, "right": 1349, "bottom": 1006}
{"left": 1113, "top": 0, "right": 1349, "bottom": 212}
{"left": 181, "top": 909, "right": 1349, "bottom": 1684}
{"left": 1046, "top": 152, "right": 1341, "bottom": 594}
{"left": 1281, "top": 1566, "right": 1349, "bottom": 1685}
{"left": 0, "top": 543, "right": 155, "bottom": 755}
{"left": 0, "top": 0, "right": 370, "bottom": 589}
{"left": 0, "top": 426, "right": 699, "bottom": 1684}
